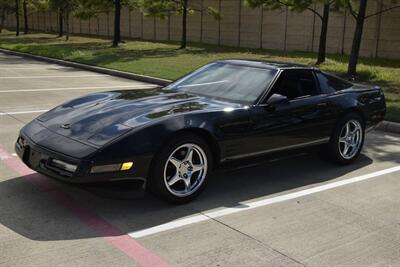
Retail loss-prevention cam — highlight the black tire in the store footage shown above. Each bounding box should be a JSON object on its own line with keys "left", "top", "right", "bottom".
{"left": 148, "top": 133, "right": 213, "bottom": 204}
{"left": 327, "top": 113, "right": 365, "bottom": 165}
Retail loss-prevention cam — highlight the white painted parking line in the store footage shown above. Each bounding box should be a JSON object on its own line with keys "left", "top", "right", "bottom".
{"left": 0, "top": 84, "right": 157, "bottom": 93}
{"left": 129, "top": 165, "right": 400, "bottom": 238}
{"left": 0, "top": 55, "right": 22, "bottom": 58}
{"left": 0, "top": 74, "right": 109, "bottom": 79}
{"left": 0, "top": 109, "right": 49, "bottom": 116}
{"left": 0, "top": 67, "right": 71, "bottom": 70}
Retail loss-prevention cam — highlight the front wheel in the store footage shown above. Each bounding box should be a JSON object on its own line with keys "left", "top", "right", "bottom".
{"left": 327, "top": 114, "right": 365, "bottom": 164}
{"left": 148, "top": 134, "right": 212, "bottom": 203}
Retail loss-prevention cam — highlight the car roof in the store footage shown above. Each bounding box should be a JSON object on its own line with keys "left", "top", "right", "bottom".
{"left": 217, "top": 59, "right": 317, "bottom": 70}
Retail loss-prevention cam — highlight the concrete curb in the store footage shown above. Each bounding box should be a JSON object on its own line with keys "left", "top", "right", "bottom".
{"left": 0, "top": 48, "right": 172, "bottom": 86}
{"left": 376, "top": 121, "right": 400, "bottom": 135}
{"left": 1, "top": 48, "right": 399, "bottom": 135}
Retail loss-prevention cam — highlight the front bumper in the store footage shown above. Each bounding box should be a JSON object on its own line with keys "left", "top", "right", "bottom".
{"left": 15, "top": 126, "right": 152, "bottom": 184}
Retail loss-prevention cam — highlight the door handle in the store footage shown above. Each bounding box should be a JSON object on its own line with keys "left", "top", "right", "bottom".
{"left": 316, "top": 102, "right": 328, "bottom": 108}
{"left": 264, "top": 104, "right": 276, "bottom": 112}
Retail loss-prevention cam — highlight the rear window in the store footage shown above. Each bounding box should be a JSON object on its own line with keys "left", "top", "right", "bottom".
{"left": 316, "top": 72, "right": 353, "bottom": 93}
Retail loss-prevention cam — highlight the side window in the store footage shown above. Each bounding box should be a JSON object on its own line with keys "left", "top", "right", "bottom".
{"left": 269, "top": 69, "right": 319, "bottom": 100}
{"left": 316, "top": 71, "right": 353, "bottom": 94}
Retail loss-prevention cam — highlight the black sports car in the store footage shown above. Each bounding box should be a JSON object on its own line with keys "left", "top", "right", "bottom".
{"left": 15, "top": 60, "right": 386, "bottom": 202}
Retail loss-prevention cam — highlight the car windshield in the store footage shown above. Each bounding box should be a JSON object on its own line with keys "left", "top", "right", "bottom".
{"left": 166, "top": 62, "right": 278, "bottom": 103}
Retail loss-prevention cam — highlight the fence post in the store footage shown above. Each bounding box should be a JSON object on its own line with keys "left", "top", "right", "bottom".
{"left": 167, "top": 11, "right": 171, "bottom": 41}
{"left": 311, "top": 3, "right": 316, "bottom": 52}
{"left": 129, "top": 9, "right": 132, "bottom": 38}
{"left": 284, "top": 6, "right": 288, "bottom": 52}
{"left": 153, "top": 17, "right": 156, "bottom": 40}
{"left": 43, "top": 12, "right": 46, "bottom": 32}
{"left": 218, "top": 0, "right": 221, "bottom": 45}
{"left": 260, "top": 7, "right": 264, "bottom": 48}
{"left": 200, "top": 0, "right": 203, "bottom": 43}
{"left": 50, "top": 12, "right": 53, "bottom": 32}
{"left": 140, "top": 12, "right": 143, "bottom": 39}
{"left": 106, "top": 12, "right": 109, "bottom": 37}
{"left": 238, "top": 0, "right": 242, "bottom": 47}
{"left": 31, "top": 13, "right": 34, "bottom": 31}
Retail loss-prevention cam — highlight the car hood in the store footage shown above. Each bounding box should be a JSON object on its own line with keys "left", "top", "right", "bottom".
{"left": 36, "top": 87, "right": 239, "bottom": 146}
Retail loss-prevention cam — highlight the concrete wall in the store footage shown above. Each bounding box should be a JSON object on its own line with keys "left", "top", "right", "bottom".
{"left": 3, "top": 0, "right": 400, "bottom": 59}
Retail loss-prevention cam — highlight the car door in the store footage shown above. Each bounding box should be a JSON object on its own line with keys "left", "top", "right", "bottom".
{"left": 246, "top": 69, "right": 334, "bottom": 156}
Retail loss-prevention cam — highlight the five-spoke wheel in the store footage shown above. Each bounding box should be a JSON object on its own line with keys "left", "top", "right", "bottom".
{"left": 338, "top": 119, "right": 363, "bottom": 160}
{"left": 164, "top": 144, "right": 208, "bottom": 197}
{"left": 328, "top": 113, "right": 365, "bottom": 164}
{"left": 149, "top": 134, "right": 212, "bottom": 203}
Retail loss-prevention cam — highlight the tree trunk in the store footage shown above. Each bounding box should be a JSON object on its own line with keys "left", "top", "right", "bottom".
{"left": 15, "top": 0, "right": 20, "bottom": 36}
{"left": 180, "top": 0, "right": 188, "bottom": 49}
{"left": 65, "top": 11, "right": 69, "bottom": 41}
{"left": 316, "top": 3, "right": 330, "bottom": 64}
{"left": 23, "top": 0, "right": 28, "bottom": 34}
{"left": 112, "top": 0, "right": 121, "bottom": 47}
{"left": 347, "top": 0, "right": 368, "bottom": 77}
{"left": 0, "top": 9, "right": 6, "bottom": 33}
{"left": 58, "top": 8, "right": 63, "bottom": 37}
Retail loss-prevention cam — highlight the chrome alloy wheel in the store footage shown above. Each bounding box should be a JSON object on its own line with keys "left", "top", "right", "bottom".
{"left": 163, "top": 143, "right": 208, "bottom": 197}
{"left": 338, "top": 119, "right": 363, "bottom": 159}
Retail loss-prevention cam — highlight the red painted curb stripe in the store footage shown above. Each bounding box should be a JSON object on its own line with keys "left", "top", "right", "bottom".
{"left": 0, "top": 148, "right": 170, "bottom": 267}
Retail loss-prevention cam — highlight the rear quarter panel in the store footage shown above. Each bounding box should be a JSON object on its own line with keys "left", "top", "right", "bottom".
{"left": 327, "top": 87, "right": 386, "bottom": 129}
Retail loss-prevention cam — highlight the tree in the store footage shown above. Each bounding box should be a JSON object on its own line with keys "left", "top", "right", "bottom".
{"left": 247, "top": 0, "right": 346, "bottom": 64}
{"left": 74, "top": 0, "right": 138, "bottom": 47}
{"left": 0, "top": 0, "right": 14, "bottom": 33}
{"left": 15, "top": 0, "right": 19, "bottom": 36}
{"left": 0, "top": 8, "right": 4, "bottom": 33}
{"left": 48, "top": 0, "right": 64, "bottom": 37}
{"left": 346, "top": 0, "right": 400, "bottom": 77}
{"left": 58, "top": 7, "right": 63, "bottom": 37}
{"left": 139, "top": 0, "right": 220, "bottom": 49}
{"left": 48, "top": 0, "right": 79, "bottom": 40}
{"left": 22, "top": 0, "right": 28, "bottom": 33}
{"left": 2, "top": 0, "right": 48, "bottom": 35}
{"left": 62, "top": 0, "right": 78, "bottom": 41}
{"left": 113, "top": 0, "right": 121, "bottom": 47}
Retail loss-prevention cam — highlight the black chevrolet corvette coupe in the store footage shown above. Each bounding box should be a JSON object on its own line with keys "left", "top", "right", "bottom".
{"left": 15, "top": 60, "right": 386, "bottom": 202}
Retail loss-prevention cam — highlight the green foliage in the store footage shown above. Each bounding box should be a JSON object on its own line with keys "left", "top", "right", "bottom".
{"left": 245, "top": 0, "right": 286, "bottom": 10}
{"left": 28, "top": 0, "right": 49, "bottom": 12}
{"left": 0, "top": 0, "right": 15, "bottom": 13}
{"left": 73, "top": 0, "right": 138, "bottom": 19}
{"left": 0, "top": 0, "right": 51, "bottom": 14}
{"left": 48, "top": 0, "right": 79, "bottom": 14}
{"left": 245, "top": 0, "right": 346, "bottom": 13}
{"left": 207, "top": 6, "right": 221, "bottom": 20}
{"left": 138, "top": 0, "right": 220, "bottom": 20}
{"left": 138, "top": 0, "right": 177, "bottom": 18}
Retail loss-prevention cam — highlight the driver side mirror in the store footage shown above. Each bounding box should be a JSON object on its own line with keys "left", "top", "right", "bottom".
{"left": 266, "top": 94, "right": 289, "bottom": 105}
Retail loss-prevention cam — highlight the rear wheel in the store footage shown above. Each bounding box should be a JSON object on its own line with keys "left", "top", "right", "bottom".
{"left": 327, "top": 114, "right": 365, "bottom": 164}
{"left": 148, "top": 134, "right": 212, "bottom": 203}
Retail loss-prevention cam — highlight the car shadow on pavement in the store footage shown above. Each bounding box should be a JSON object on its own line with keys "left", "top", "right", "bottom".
{"left": 0, "top": 150, "right": 374, "bottom": 242}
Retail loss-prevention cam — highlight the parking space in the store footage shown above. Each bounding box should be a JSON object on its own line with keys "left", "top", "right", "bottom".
{"left": 0, "top": 53, "right": 154, "bottom": 113}
{"left": 0, "top": 53, "right": 399, "bottom": 266}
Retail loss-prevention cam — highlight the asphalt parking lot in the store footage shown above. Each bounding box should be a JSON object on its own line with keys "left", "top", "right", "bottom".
{"left": 0, "top": 52, "right": 400, "bottom": 267}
